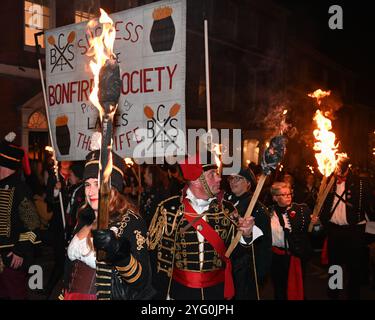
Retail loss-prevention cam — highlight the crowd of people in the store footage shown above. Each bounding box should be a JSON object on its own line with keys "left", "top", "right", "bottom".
{"left": 0, "top": 132, "right": 374, "bottom": 300}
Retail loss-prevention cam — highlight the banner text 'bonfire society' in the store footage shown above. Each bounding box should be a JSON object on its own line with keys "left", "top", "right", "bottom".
{"left": 45, "top": 0, "right": 186, "bottom": 160}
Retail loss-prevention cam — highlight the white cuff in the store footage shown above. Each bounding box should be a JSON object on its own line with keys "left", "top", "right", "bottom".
{"left": 240, "top": 225, "right": 264, "bottom": 245}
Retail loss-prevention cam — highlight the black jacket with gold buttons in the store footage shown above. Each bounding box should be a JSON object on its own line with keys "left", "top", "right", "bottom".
{"left": 148, "top": 193, "right": 245, "bottom": 299}
{"left": 0, "top": 173, "right": 41, "bottom": 266}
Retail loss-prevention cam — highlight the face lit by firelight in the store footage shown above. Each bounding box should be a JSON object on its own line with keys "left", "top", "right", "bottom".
{"left": 203, "top": 169, "right": 221, "bottom": 195}
{"left": 85, "top": 178, "right": 99, "bottom": 211}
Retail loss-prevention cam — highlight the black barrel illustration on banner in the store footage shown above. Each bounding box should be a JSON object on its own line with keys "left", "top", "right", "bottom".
{"left": 150, "top": 6, "right": 175, "bottom": 52}
{"left": 55, "top": 115, "right": 71, "bottom": 155}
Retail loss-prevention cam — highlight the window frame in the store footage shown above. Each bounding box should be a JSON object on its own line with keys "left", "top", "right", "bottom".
{"left": 74, "top": 0, "right": 100, "bottom": 24}
{"left": 23, "top": 0, "right": 56, "bottom": 53}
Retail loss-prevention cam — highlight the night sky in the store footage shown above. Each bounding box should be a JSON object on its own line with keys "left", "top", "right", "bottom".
{"left": 276, "top": 0, "right": 375, "bottom": 106}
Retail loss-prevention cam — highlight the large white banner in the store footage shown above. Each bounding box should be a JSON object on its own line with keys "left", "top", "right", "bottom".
{"left": 45, "top": 0, "right": 186, "bottom": 161}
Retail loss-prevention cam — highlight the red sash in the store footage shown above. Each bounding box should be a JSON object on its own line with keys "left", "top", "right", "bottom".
{"left": 177, "top": 198, "right": 235, "bottom": 299}
{"left": 272, "top": 246, "right": 304, "bottom": 300}
{"left": 172, "top": 268, "right": 224, "bottom": 289}
{"left": 321, "top": 237, "right": 329, "bottom": 265}
{"left": 64, "top": 293, "right": 97, "bottom": 300}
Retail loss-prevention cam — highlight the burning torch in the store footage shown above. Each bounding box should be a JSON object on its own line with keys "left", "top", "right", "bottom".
{"left": 307, "top": 109, "right": 346, "bottom": 232}
{"left": 87, "top": 9, "right": 121, "bottom": 261}
{"left": 226, "top": 135, "right": 288, "bottom": 257}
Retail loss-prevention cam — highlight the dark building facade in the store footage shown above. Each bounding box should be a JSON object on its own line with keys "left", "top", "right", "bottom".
{"left": 0, "top": 0, "right": 373, "bottom": 170}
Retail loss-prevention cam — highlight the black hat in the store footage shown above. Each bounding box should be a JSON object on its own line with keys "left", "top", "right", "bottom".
{"left": 0, "top": 132, "right": 24, "bottom": 170}
{"left": 83, "top": 150, "right": 126, "bottom": 192}
{"left": 70, "top": 161, "right": 85, "bottom": 180}
{"left": 231, "top": 167, "right": 257, "bottom": 187}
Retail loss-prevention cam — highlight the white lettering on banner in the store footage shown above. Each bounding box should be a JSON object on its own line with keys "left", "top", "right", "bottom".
{"left": 45, "top": 0, "right": 186, "bottom": 161}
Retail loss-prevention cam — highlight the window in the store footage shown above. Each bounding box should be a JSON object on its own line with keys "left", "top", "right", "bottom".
{"left": 24, "top": 0, "right": 55, "bottom": 48}
{"left": 28, "top": 111, "right": 48, "bottom": 129}
{"left": 74, "top": 0, "right": 100, "bottom": 23}
{"left": 243, "top": 139, "right": 259, "bottom": 165}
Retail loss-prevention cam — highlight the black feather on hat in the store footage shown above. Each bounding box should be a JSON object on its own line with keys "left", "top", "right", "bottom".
{"left": 0, "top": 132, "right": 24, "bottom": 170}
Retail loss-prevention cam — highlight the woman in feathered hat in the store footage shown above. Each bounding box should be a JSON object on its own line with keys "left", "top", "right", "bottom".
{"left": 62, "top": 133, "right": 155, "bottom": 300}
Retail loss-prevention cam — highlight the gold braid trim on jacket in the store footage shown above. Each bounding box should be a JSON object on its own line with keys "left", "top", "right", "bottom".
{"left": 19, "top": 197, "right": 40, "bottom": 231}
{"left": 148, "top": 196, "right": 180, "bottom": 250}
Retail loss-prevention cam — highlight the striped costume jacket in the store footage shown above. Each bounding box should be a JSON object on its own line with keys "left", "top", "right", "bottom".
{"left": 96, "top": 210, "right": 155, "bottom": 300}
{"left": 0, "top": 172, "right": 41, "bottom": 267}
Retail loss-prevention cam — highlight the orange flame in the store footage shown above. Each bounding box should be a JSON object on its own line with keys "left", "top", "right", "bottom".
{"left": 280, "top": 108, "right": 289, "bottom": 134}
{"left": 124, "top": 157, "right": 134, "bottom": 167}
{"left": 313, "top": 110, "right": 339, "bottom": 176}
{"left": 307, "top": 165, "right": 315, "bottom": 174}
{"left": 87, "top": 9, "right": 116, "bottom": 120}
{"left": 45, "top": 146, "right": 53, "bottom": 153}
{"left": 212, "top": 143, "right": 222, "bottom": 173}
{"left": 86, "top": 9, "right": 116, "bottom": 184}
{"left": 308, "top": 89, "right": 331, "bottom": 106}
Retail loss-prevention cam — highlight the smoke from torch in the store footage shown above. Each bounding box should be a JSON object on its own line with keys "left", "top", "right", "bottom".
{"left": 263, "top": 105, "right": 296, "bottom": 138}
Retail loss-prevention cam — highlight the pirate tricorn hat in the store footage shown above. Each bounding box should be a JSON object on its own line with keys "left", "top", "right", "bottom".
{"left": 83, "top": 132, "right": 126, "bottom": 192}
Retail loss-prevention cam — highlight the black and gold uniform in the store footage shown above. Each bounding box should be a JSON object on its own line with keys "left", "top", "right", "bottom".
{"left": 0, "top": 173, "right": 41, "bottom": 255}
{"left": 64, "top": 146, "right": 156, "bottom": 301}
{"left": 0, "top": 133, "right": 41, "bottom": 299}
{"left": 149, "top": 191, "right": 249, "bottom": 300}
{"left": 95, "top": 209, "right": 155, "bottom": 300}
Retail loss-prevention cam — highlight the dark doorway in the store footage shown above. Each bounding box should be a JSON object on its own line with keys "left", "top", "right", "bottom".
{"left": 28, "top": 131, "right": 49, "bottom": 162}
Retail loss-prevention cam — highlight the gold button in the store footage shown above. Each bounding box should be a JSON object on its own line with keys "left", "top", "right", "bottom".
{"left": 197, "top": 225, "right": 203, "bottom": 231}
